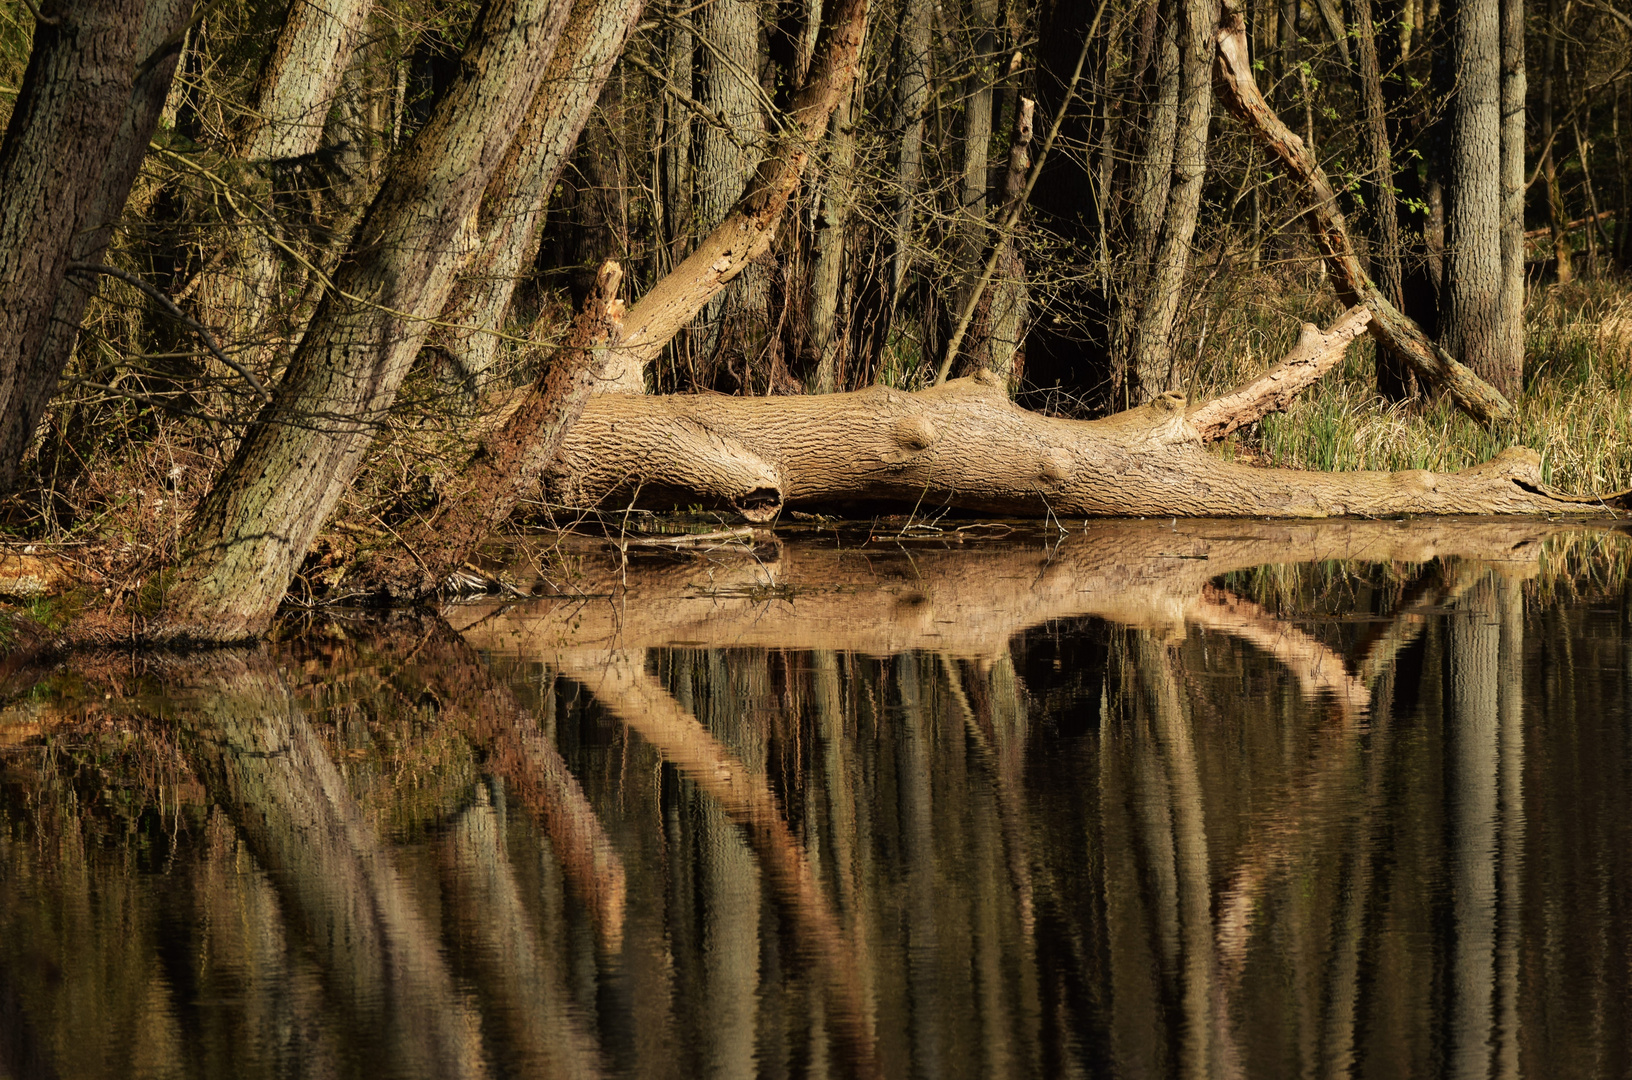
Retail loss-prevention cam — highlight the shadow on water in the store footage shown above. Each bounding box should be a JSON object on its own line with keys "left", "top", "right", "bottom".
{"left": 1, "top": 518, "right": 1630, "bottom": 1078}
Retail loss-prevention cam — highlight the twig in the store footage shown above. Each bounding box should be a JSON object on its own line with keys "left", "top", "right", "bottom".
{"left": 934, "top": 0, "right": 1110, "bottom": 385}
{"left": 65, "top": 263, "right": 273, "bottom": 403}
{"left": 19, "top": 0, "right": 59, "bottom": 26}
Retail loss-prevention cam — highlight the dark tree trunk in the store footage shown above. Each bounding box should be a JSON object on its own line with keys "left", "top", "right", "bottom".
{"left": 0, "top": 0, "right": 193, "bottom": 491}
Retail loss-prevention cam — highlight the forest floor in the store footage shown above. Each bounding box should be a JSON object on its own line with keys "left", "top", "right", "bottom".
{"left": 1201, "top": 278, "right": 1632, "bottom": 496}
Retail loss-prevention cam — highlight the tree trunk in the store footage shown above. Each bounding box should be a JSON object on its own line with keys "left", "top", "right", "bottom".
{"left": 949, "top": 0, "right": 1000, "bottom": 372}
{"left": 1128, "top": 0, "right": 1213, "bottom": 400}
{"left": 1352, "top": 0, "right": 1414, "bottom": 398}
{"left": 985, "top": 96, "right": 1035, "bottom": 387}
{"left": 1212, "top": 0, "right": 1516, "bottom": 424}
{"left": 153, "top": 0, "right": 575, "bottom": 642}
{"left": 543, "top": 371, "right": 1619, "bottom": 521}
{"left": 434, "top": 0, "right": 647, "bottom": 389}
{"left": 1499, "top": 0, "right": 1526, "bottom": 389}
{"left": 809, "top": 82, "right": 858, "bottom": 392}
{"left": 1442, "top": 0, "right": 1511, "bottom": 395}
{"left": 187, "top": 0, "right": 376, "bottom": 378}
{"left": 695, "top": 0, "right": 769, "bottom": 364}
{"left": 888, "top": 0, "right": 933, "bottom": 311}
{"left": 1115, "top": 0, "right": 1181, "bottom": 401}
{"left": 1541, "top": 0, "right": 1571, "bottom": 282}
{"left": 0, "top": 0, "right": 192, "bottom": 491}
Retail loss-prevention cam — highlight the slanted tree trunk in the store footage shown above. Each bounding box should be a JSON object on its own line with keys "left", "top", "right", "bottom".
{"left": 0, "top": 0, "right": 192, "bottom": 491}
{"left": 1211, "top": 0, "right": 1516, "bottom": 424}
{"left": 345, "top": 0, "right": 874, "bottom": 600}
{"left": 152, "top": 0, "right": 575, "bottom": 642}
{"left": 187, "top": 0, "right": 376, "bottom": 373}
{"left": 434, "top": 0, "right": 647, "bottom": 389}
{"left": 1442, "top": 0, "right": 1511, "bottom": 394}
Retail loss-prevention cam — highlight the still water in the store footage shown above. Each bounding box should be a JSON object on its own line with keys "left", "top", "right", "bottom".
{"left": 1, "top": 519, "right": 1629, "bottom": 1079}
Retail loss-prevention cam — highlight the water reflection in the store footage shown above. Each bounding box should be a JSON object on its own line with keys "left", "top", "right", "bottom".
{"left": 1, "top": 520, "right": 1629, "bottom": 1079}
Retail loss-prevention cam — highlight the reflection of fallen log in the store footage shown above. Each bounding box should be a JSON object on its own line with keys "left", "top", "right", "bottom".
{"left": 451, "top": 518, "right": 1600, "bottom": 659}
{"left": 1188, "top": 585, "right": 1369, "bottom": 716}
{"left": 164, "top": 649, "right": 490, "bottom": 1080}
{"left": 546, "top": 375, "right": 1624, "bottom": 521}
{"left": 551, "top": 649, "right": 881, "bottom": 1080}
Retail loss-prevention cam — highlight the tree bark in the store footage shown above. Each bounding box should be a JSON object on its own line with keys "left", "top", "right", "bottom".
{"left": 153, "top": 0, "right": 575, "bottom": 642}
{"left": 694, "top": 0, "right": 769, "bottom": 361}
{"left": 1442, "top": 0, "right": 1511, "bottom": 394}
{"left": 984, "top": 96, "right": 1035, "bottom": 386}
{"left": 1352, "top": 0, "right": 1414, "bottom": 398}
{"left": 1128, "top": 0, "right": 1214, "bottom": 399}
{"left": 434, "top": 0, "right": 647, "bottom": 388}
{"left": 543, "top": 371, "right": 1621, "bottom": 521}
{"left": 809, "top": 81, "right": 858, "bottom": 392}
{"left": 0, "top": 0, "right": 192, "bottom": 491}
{"left": 1499, "top": 0, "right": 1526, "bottom": 388}
{"left": 1541, "top": 0, "right": 1571, "bottom": 282}
{"left": 1211, "top": 0, "right": 1517, "bottom": 424}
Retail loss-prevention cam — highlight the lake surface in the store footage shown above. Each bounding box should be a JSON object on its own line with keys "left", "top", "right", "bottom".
{"left": 1, "top": 518, "right": 1629, "bottom": 1079}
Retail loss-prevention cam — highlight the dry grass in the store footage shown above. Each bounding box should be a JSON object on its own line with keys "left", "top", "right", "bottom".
{"left": 1198, "top": 279, "right": 1632, "bottom": 497}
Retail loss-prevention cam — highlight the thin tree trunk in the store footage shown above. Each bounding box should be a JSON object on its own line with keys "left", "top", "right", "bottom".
{"left": 0, "top": 0, "right": 192, "bottom": 491}
{"left": 810, "top": 82, "right": 858, "bottom": 392}
{"left": 889, "top": 0, "right": 932, "bottom": 307}
{"left": 1499, "top": 0, "right": 1527, "bottom": 387}
{"left": 1128, "top": 0, "right": 1213, "bottom": 400}
{"left": 1354, "top": 0, "right": 1414, "bottom": 398}
{"left": 950, "top": 0, "right": 1000, "bottom": 371}
{"left": 985, "top": 96, "right": 1035, "bottom": 387}
{"left": 1542, "top": 0, "right": 1571, "bottom": 282}
{"left": 1443, "top": 0, "right": 1510, "bottom": 394}
{"left": 153, "top": 0, "right": 575, "bottom": 642}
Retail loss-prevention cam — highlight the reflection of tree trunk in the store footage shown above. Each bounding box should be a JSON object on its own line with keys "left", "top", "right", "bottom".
{"left": 1132, "top": 633, "right": 1223, "bottom": 1079}
{"left": 1447, "top": 574, "right": 1499, "bottom": 1080}
{"left": 438, "top": 782, "right": 604, "bottom": 1080}
{"left": 1492, "top": 571, "right": 1525, "bottom": 1079}
{"left": 552, "top": 648, "right": 882, "bottom": 1079}
{"left": 168, "top": 650, "right": 489, "bottom": 1079}
{"left": 893, "top": 655, "right": 946, "bottom": 1080}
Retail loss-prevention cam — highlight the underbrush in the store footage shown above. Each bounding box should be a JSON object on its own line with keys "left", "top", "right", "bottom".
{"left": 1201, "top": 279, "right": 1632, "bottom": 497}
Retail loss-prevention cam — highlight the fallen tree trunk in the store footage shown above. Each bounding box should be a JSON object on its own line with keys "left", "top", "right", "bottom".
{"left": 1209, "top": 0, "right": 1515, "bottom": 425}
{"left": 543, "top": 370, "right": 1625, "bottom": 521}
